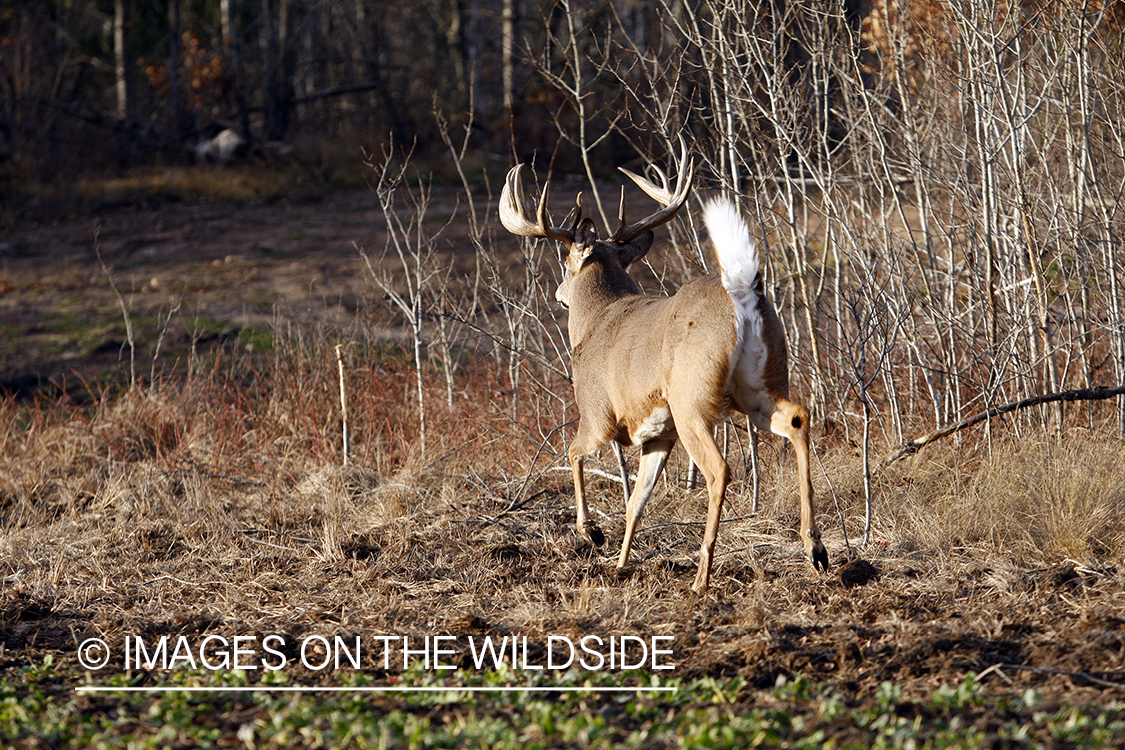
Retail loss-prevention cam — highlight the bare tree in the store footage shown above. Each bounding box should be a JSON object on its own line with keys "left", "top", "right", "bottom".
{"left": 363, "top": 145, "right": 454, "bottom": 457}
{"left": 114, "top": 0, "right": 131, "bottom": 119}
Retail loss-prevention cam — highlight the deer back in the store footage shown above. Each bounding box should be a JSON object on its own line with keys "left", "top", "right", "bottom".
{"left": 569, "top": 272, "right": 740, "bottom": 444}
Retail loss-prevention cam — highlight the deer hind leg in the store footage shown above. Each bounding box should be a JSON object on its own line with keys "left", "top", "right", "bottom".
{"left": 617, "top": 438, "right": 674, "bottom": 570}
{"left": 569, "top": 420, "right": 614, "bottom": 547}
{"left": 768, "top": 399, "right": 829, "bottom": 572}
{"left": 673, "top": 418, "right": 731, "bottom": 593}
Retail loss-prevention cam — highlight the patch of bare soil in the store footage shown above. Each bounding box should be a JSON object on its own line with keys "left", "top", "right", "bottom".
{"left": 0, "top": 189, "right": 484, "bottom": 397}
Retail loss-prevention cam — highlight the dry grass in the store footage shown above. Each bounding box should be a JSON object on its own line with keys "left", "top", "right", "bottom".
{"left": 3, "top": 333, "right": 1125, "bottom": 719}
{"left": 875, "top": 427, "right": 1125, "bottom": 564}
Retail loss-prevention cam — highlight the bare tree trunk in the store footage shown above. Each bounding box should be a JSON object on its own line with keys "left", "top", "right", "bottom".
{"left": 221, "top": 0, "right": 233, "bottom": 44}
{"left": 466, "top": 0, "right": 482, "bottom": 118}
{"left": 114, "top": 0, "right": 130, "bottom": 119}
{"left": 502, "top": 0, "right": 514, "bottom": 113}
{"left": 261, "top": 0, "right": 295, "bottom": 141}
{"left": 168, "top": 0, "right": 188, "bottom": 143}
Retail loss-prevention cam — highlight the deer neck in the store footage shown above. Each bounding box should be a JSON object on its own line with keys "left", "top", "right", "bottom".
{"left": 566, "top": 261, "right": 643, "bottom": 347}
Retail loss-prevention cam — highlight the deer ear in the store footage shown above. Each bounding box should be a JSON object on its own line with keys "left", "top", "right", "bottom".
{"left": 615, "top": 230, "right": 654, "bottom": 268}
{"left": 574, "top": 218, "right": 598, "bottom": 248}
{"left": 560, "top": 218, "right": 598, "bottom": 269}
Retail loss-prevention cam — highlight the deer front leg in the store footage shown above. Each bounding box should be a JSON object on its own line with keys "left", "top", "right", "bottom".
{"left": 571, "top": 454, "right": 605, "bottom": 546}
{"left": 618, "top": 438, "right": 674, "bottom": 569}
{"left": 569, "top": 412, "right": 622, "bottom": 547}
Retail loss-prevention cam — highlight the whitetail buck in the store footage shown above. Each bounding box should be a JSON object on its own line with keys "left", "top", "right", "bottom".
{"left": 499, "top": 143, "right": 829, "bottom": 591}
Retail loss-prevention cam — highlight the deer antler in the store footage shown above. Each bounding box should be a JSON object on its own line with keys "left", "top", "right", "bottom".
{"left": 610, "top": 136, "right": 695, "bottom": 243}
{"left": 499, "top": 164, "right": 582, "bottom": 245}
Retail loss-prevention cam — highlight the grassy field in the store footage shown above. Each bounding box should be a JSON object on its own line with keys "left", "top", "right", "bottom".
{"left": 2, "top": 321, "right": 1125, "bottom": 747}
{"left": 0, "top": 144, "right": 1124, "bottom": 746}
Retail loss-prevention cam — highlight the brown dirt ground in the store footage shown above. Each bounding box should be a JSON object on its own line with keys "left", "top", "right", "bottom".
{"left": 0, "top": 188, "right": 492, "bottom": 397}
{"left": 6, "top": 464, "right": 1125, "bottom": 730}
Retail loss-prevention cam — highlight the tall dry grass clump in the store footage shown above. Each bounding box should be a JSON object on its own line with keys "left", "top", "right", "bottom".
{"left": 6, "top": 333, "right": 1121, "bottom": 593}
{"left": 870, "top": 426, "right": 1125, "bottom": 565}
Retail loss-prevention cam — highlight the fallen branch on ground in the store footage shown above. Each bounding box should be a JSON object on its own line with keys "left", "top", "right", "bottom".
{"left": 878, "top": 385, "right": 1125, "bottom": 469}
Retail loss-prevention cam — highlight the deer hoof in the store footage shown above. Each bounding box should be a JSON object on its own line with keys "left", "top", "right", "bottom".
{"left": 809, "top": 542, "right": 830, "bottom": 573}
{"left": 581, "top": 522, "right": 605, "bottom": 547}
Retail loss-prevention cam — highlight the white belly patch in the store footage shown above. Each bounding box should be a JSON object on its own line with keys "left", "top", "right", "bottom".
{"left": 630, "top": 405, "right": 676, "bottom": 446}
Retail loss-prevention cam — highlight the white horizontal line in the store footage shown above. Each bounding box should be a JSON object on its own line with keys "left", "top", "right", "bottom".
{"left": 74, "top": 686, "right": 675, "bottom": 693}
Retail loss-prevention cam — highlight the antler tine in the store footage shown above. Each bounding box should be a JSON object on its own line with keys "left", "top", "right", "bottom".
{"left": 499, "top": 165, "right": 539, "bottom": 237}
{"left": 498, "top": 164, "right": 577, "bottom": 244}
{"left": 560, "top": 191, "right": 584, "bottom": 233}
{"left": 534, "top": 178, "right": 553, "bottom": 234}
{"left": 624, "top": 163, "right": 671, "bottom": 204}
{"left": 610, "top": 136, "right": 695, "bottom": 243}
{"left": 617, "top": 185, "right": 627, "bottom": 232}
